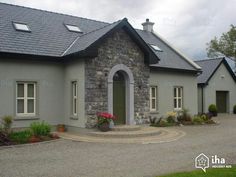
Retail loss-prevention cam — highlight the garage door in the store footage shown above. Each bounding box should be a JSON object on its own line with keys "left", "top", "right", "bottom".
{"left": 216, "top": 91, "right": 228, "bottom": 113}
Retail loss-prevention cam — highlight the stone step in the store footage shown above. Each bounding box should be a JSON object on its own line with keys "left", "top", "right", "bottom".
{"left": 87, "top": 127, "right": 162, "bottom": 138}
{"left": 111, "top": 125, "right": 141, "bottom": 131}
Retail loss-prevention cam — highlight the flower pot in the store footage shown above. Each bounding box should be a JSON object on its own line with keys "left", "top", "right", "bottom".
{"left": 98, "top": 122, "right": 110, "bottom": 132}
{"left": 29, "top": 136, "right": 40, "bottom": 143}
{"left": 57, "top": 124, "right": 65, "bottom": 132}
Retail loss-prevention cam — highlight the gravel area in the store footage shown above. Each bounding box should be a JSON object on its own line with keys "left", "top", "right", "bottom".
{"left": 0, "top": 114, "right": 236, "bottom": 177}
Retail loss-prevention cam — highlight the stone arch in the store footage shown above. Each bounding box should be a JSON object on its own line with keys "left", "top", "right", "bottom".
{"left": 108, "top": 64, "right": 134, "bottom": 125}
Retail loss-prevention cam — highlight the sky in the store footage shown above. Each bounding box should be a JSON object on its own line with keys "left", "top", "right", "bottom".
{"left": 0, "top": 0, "right": 236, "bottom": 60}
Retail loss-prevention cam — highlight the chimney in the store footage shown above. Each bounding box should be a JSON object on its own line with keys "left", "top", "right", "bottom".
{"left": 142, "top": 18, "right": 154, "bottom": 32}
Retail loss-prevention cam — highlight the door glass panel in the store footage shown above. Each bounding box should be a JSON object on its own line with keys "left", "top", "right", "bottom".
{"left": 17, "top": 84, "right": 24, "bottom": 97}
{"left": 17, "top": 99, "right": 24, "bottom": 113}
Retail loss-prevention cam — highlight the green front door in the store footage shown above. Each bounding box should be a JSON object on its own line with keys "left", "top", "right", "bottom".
{"left": 216, "top": 91, "right": 228, "bottom": 113}
{"left": 113, "top": 71, "right": 126, "bottom": 125}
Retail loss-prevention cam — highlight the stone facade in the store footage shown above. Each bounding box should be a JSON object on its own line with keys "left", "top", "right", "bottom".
{"left": 85, "top": 29, "right": 150, "bottom": 127}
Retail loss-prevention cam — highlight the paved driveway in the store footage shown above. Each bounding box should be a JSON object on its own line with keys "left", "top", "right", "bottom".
{"left": 0, "top": 114, "right": 236, "bottom": 177}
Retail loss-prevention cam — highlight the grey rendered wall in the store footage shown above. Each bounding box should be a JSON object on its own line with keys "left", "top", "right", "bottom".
{"left": 149, "top": 70, "right": 198, "bottom": 117}
{"left": 203, "top": 64, "right": 236, "bottom": 113}
{"left": 198, "top": 87, "right": 203, "bottom": 113}
{"left": 64, "top": 60, "right": 85, "bottom": 128}
{"left": 0, "top": 60, "right": 64, "bottom": 128}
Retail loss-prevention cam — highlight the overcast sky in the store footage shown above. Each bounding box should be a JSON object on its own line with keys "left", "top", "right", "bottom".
{"left": 1, "top": 0, "right": 236, "bottom": 60}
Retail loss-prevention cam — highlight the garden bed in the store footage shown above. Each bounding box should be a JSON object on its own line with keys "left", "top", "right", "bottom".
{"left": 150, "top": 109, "right": 217, "bottom": 127}
{"left": 0, "top": 116, "right": 59, "bottom": 146}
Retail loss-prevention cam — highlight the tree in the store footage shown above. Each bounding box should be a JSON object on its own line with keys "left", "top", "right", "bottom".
{"left": 207, "top": 25, "right": 236, "bottom": 72}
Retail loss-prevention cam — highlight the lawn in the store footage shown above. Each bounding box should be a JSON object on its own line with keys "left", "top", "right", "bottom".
{"left": 158, "top": 167, "right": 236, "bottom": 177}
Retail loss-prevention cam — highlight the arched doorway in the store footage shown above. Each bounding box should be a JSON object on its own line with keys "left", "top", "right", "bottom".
{"left": 108, "top": 64, "right": 134, "bottom": 125}
{"left": 113, "top": 71, "right": 126, "bottom": 124}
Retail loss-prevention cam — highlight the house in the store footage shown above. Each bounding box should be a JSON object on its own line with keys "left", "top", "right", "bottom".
{"left": 195, "top": 58, "right": 236, "bottom": 114}
{"left": 0, "top": 3, "right": 201, "bottom": 129}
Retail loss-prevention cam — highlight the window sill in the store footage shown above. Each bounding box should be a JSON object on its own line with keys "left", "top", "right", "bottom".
{"left": 150, "top": 111, "right": 159, "bottom": 114}
{"left": 70, "top": 116, "right": 78, "bottom": 120}
{"left": 14, "top": 116, "right": 40, "bottom": 121}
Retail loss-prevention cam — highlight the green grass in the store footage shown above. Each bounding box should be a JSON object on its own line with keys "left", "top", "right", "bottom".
{"left": 158, "top": 167, "right": 236, "bottom": 177}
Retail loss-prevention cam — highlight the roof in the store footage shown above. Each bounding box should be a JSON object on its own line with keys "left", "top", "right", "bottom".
{"left": 0, "top": 2, "right": 108, "bottom": 57}
{"left": 136, "top": 30, "right": 201, "bottom": 72}
{"left": 0, "top": 2, "right": 200, "bottom": 72}
{"left": 195, "top": 57, "right": 236, "bottom": 85}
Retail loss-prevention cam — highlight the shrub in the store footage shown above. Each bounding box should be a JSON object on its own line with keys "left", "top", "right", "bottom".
{"left": 30, "top": 121, "right": 51, "bottom": 137}
{"left": 9, "top": 130, "right": 32, "bottom": 144}
{"left": 149, "top": 116, "right": 157, "bottom": 125}
{"left": 233, "top": 105, "right": 236, "bottom": 114}
{"left": 200, "top": 114, "right": 209, "bottom": 121}
{"left": 193, "top": 116, "right": 204, "bottom": 124}
{"left": 208, "top": 104, "right": 217, "bottom": 116}
{"left": 167, "top": 116, "right": 176, "bottom": 123}
{"left": 1, "top": 115, "right": 13, "bottom": 134}
{"left": 177, "top": 108, "right": 192, "bottom": 122}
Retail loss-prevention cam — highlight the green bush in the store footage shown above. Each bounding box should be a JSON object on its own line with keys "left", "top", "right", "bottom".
{"left": 193, "top": 116, "right": 204, "bottom": 124}
{"left": 208, "top": 104, "right": 217, "bottom": 116}
{"left": 166, "top": 116, "right": 176, "bottom": 123}
{"left": 200, "top": 114, "right": 208, "bottom": 121}
{"left": 30, "top": 121, "right": 51, "bottom": 137}
{"left": 233, "top": 105, "right": 236, "bottom": 114}
{"left": 9, "top": 130, "right": 32, "bottom": 144}
{"left": 1, "top": 115, "right": 13, "bottom": 134}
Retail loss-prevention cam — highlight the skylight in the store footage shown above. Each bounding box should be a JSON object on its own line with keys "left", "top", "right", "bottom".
{"left": 150, "top": 44, "right": 162, "bottom": 52}
{"left": 65, "top": 24, "right": 82, "bottom": 33}
{"left": 13, "top": 22, "right": 31, "bottom": 32}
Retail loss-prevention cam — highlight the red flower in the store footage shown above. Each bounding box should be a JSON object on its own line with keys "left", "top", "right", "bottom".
{"left": 97, "top": 112, "right": 116, "bottom": 120}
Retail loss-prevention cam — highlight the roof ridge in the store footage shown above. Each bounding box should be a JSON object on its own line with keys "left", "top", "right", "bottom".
{"left": 0, "top": 2, "right": 110, "bottom": 25}
{"left": 62, "top": 19, "right": 122, "bottom": 56}
{"left": 195, "top": 57, "right": 224, "bottom": 62}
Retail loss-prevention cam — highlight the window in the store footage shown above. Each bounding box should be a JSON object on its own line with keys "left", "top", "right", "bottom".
{"left": 13, "top": 22, "right": 31, "bottom": 32}
{"left": 150, "top": 86, "right": 157, "bottom": 111}
{"left": 16, "top": 82, "right": 36, "bottom": 116}
{"left": 72, "top": 81, "right": 78, "bottom": 116}
{"left": 150, "top": 44, "right": 162, "bottom": 52}
{"left": 174, "top": 87, "right": 183, "bottom": 110}
{"left": 65, "top": 24, "right": 82, "bottom": 33}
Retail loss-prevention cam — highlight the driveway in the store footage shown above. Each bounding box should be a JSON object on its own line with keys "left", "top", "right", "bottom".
{"left": 0, "top": 114, "right": 236, "bottom": 177}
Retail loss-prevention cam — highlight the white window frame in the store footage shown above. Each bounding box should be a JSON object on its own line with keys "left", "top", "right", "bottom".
{"left": 174, "top": 87, "right": 183, "bottom": 110}
{"left": 65, "top": 24, "right": 82, "bottom": 33}
{"left": 72, "top": 81, "right": 78, "bottom": 116}
{"left": 150, "top": 86, "right": 158, "bottom": 111}
{"left": 16, "top": 82, "right": 36, "bottom": 116}
{"left": 13, "top": 22, "right": 31, "bottom": 32}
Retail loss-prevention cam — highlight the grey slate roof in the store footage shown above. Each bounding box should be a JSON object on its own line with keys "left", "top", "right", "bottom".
{"left": 195, "top": 58, "right": 224, "bottom": 84}
{"left": 0, "top": 2, "right": 108, "bottom": 57}
{"left": 64, "top": 20, "right": 121, "bottom": 55}
{"left": 136, "top": 30, "right": 198, "bottom": 71}
{"left": 0, "top": 2, "right": 200, "bottom": 72}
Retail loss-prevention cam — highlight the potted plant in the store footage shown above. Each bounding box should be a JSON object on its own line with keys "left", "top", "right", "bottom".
{"left": 97, "top": 112, "right": 116, "bottom": 132}
{"left": 57, "top": 124, "right": 66, "bottom": 132}
{"left": 208, "top": 104, "right": 218, "bottom": 117}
